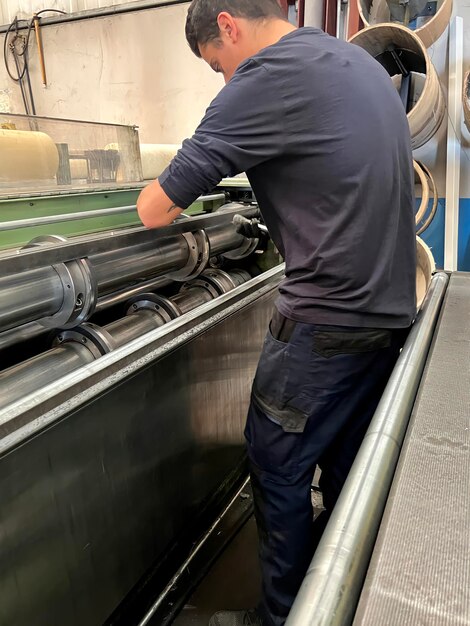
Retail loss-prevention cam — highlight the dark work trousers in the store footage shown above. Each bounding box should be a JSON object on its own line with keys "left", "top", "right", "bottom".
{"left": 244, "top": 309, "right": 408, "bottom": 626}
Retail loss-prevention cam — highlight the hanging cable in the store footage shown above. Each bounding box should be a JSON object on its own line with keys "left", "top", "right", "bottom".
{"left": 3, "top": 9, "right": 66, "bottom": 116}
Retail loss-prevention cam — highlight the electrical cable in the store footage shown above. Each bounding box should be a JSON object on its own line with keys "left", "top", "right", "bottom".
{"left": 3, "top": 9, "right": 66, "bottom": 115}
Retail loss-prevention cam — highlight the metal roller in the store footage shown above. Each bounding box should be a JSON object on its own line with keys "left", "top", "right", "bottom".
{"left": 0, "top": 269, "right": 252, "bottom": 409}
{"left": 0, "top": 209, "right": 258, "bottom": 335}
{"left": 0, "top": 276, "right": 174, "bottom": 353}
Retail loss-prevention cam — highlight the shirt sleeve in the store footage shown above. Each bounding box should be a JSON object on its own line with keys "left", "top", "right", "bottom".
{"left": 158, "top": 59, "right": 285, "bottom": 209}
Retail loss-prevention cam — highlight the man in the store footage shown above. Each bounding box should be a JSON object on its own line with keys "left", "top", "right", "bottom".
{"left": 137, "top": 1, "right": 416, "bottom": 625}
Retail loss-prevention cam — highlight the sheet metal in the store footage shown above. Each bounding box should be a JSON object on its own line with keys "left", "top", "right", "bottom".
{"left": 0, "top": 273, "right": 279, "bottom": 626}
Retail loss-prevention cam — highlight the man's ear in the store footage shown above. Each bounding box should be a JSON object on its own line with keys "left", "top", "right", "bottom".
{"left": 217, "top": 12, "right": 239, "bottom": 43}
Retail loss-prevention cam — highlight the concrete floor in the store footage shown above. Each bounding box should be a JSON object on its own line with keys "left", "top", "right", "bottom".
{"left": 172, "top": 517, "right": 261, "bottom": 626}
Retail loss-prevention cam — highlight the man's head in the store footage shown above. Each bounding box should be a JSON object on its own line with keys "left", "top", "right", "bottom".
{"left": 186, "top": 0, "right": 292, "bottom": 83}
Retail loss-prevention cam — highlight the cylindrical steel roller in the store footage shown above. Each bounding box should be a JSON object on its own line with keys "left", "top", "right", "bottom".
{"left": 170, "top": 287, "right": 214, "bottom": 315}
{"left": 205, "top": 223, "right": 247, "bottom": 257}
{"left": 0, "top": 269, "right": 252, "bottom": 409}
{"left": 0, "top": 343, "right": 95, "bottom": 407}
{"left": 0, "top": 267, "right": 64, "bottom": 331}
{"left": 92, "top": 236, "right": 189, "bottom": 293}
{"left": 0, "top": 214, "right": 257, "bottom": 335}
{"left": 105, "top": 311, "right": 166, "bottom": 349}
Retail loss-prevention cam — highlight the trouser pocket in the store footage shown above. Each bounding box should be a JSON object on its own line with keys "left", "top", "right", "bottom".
{"left": 312, "top": 328, "right": 392, "bottom": 358}
{"left": 251, "top": 328, "right": 308, "bottom": 435}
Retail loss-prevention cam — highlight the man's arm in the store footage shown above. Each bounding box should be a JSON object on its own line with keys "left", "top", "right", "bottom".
{"left": 137, "top": 179, "right": 183, "bottom": 229}
{"left": 138, "top": 60, "right": 284, "bottom": 230}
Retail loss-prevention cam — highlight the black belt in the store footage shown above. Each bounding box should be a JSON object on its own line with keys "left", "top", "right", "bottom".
{"left": 269, "top": 309, "right": 401, "bottom": 352}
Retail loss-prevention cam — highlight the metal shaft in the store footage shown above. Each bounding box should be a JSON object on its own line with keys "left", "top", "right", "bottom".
{"left": 0, "top": 343, "right": 95, "bottom": 407}
{"left": 205, "top": 223, "right": 246, "bottom": 256}
{"left": 0, "top": 270, "right": 252, "bottom": 409}
{"left": 170, "top": 288, "right": 213, "bottom": 315}
{"left": 105, "top": 311, "right": 164, "bottom": 348}
{"left": 92, "top": 236, "right": 189, "bottom": 293}
{"left": 0, "top": 216, "right": 253, "bottom": 333}
{"left": 0, "top": 266, "right": 64, "bottom": 330}
{"left": 285, "top": 272, "right": 449, "bottom": 626}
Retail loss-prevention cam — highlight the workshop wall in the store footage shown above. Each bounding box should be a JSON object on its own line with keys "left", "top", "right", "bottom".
{"left": 0, "top": 2, "right": 223, "bottom": 142}
{"left": 414, "top": 0, "right": 470, "bottom": 270}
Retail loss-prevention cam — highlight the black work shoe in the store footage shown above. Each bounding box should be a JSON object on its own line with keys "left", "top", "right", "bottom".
{"left": 209, "top": 609, "right": 263, "bottom": 626}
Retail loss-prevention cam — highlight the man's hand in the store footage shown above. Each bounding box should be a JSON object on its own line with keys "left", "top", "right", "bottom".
{"left": 137, "top": 180, "right": 183, "bottom": 229}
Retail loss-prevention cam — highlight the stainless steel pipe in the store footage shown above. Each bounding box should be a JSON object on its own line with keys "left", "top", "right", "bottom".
{"left": 285, "top": 272, "right": 449, "bottom": 626}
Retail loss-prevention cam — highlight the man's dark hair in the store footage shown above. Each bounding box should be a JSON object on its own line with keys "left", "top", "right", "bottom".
{"left": 186, "top": 0, "right": 284, "bottom": 57}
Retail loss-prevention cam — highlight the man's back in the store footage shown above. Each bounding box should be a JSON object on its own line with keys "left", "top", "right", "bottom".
{"left": 244, "top": 28, "right": 416, "bottom": 328}
{"left": 159, "top": 27, "right": 416, "bottom": 329}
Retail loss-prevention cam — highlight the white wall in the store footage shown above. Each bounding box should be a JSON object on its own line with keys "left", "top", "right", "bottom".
{"left": 0, "top": 0, "right": 163, "bottom": 26}
{"left": 0, "top": 3, "right": 224, "bottom": 143}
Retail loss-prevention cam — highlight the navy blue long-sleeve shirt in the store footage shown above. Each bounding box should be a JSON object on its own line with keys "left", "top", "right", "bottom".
{"left": 159, "top": 27, "right": 416, "bottom": 328}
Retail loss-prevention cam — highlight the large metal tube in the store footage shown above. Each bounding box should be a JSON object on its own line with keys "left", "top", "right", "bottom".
{"left": 0, "top": 269, "right": 252, "bottom": 408}
{"left": 205, "top": 223, "right": 247, "bottom": 256}
{"left": 92, "top": 236, "right": 189, "bottom": 293}
{"left": 357, "top": 0, "right": 453, "bottom": 49}
{"left": 0, "top": 343, "right": 95, "bottom": 407}
{"left": 0, "top": 217, "right": 250, "bottom": 334}
{"left": 285, "top": 272, "right": 449, "bottom": 626}
{"left": 105, "top": 311, "right": 164, "bottom": 348}
{"left": 0, "top": 267, "right": 63, "bottom": 331}
{"left": 171, "top": 288, "right": 213, "bottom": 315}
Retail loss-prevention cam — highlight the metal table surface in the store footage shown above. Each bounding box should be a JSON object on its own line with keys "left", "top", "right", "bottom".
{"left": 353, "top": 272, "right": 470, "bottom": 625}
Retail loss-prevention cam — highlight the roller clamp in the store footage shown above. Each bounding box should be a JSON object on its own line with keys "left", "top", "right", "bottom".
{"left": 24, "top": 235, "right": 97, "bottom": 329}
{"left": 126, "top": 293, "right": 180, "bottom": 322}
{"left": 53, "top": 322, "right": 115, "bottom": 359}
